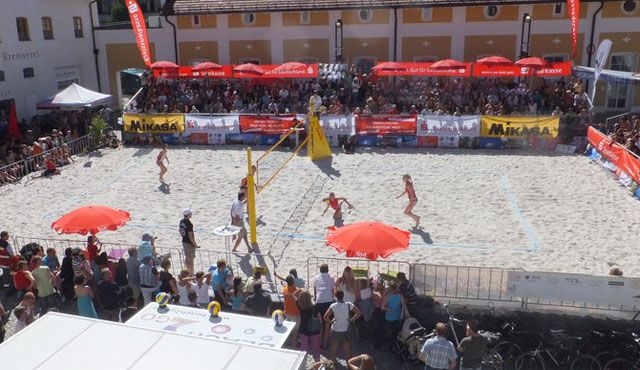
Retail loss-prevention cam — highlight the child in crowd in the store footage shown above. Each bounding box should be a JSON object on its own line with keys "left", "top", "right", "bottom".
{"left": 229, "top": 277, "right": 246, "bottom": 312}
{"left": 42, "top": 247, "right": 60, "bottom": 273}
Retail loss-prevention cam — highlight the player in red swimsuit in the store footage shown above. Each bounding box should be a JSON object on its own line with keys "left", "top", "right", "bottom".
{"left": 322, "top": 192, "right": 353, "bottom": 227}
{"left": 157, "top": 144, "right": 169, "bottom": 183}
{"left": 397, "top": 174, "right": 421, "bottom": 227}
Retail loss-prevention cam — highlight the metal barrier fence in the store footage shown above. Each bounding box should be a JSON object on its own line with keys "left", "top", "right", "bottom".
{"left": 0, "top": 135, "right": 94, "bottom": 186}
{"left": 411, "top": 263, "right": 525, "bottom": 306}
{"left": 306, "top": 256, "right": 412, "bottom": 291}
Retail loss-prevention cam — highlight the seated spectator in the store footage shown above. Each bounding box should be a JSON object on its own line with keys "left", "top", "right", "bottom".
{"left": 187, "top": 271, "right": 211, "bottom": 306}
{"left": 343, "top": 136, "right": 356, "bottom": 154}
{"left": 42, "top": 154, "right": 61, "bottom": 176}
{"left": 186, "top": 291, "right": 199, "bottom": 308}
{"left": 244, "top": 282, "right": 272, "bottom": 317}
{"left": 208, "top": 259, "right": 232, "bottom": 305}
{"left": 229, "top": 277, "right": 246, "bottom": 312}
{"left": 13, "top": 306, "right": 30, "bottom": 333}
{"left": 176, "top": 269, "right": 192, "bottom": 306}
{"left": 244, "top": 269, "right": 263, "bottom": 295}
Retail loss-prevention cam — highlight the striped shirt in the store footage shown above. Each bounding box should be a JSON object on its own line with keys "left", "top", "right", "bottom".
{"left": 138, "top": 263, "right": 158, "bottom": 287}
{"left": 421, "top": 336, "right": 457, "bottom": 370}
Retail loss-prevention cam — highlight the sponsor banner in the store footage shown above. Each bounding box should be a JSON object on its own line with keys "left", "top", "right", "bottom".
{"left": 438, "top": 136, "right": 460, "bottom": 148}
{"left": 568, "top": 0, "right": 580, "bottom": 58}
{"left": 473, "top": 63, "right": 517, "bottom": 77}
{"left": 588, "top": 126, "right": 640, "bottom": 184}
{"left": 234, "top": 64, "right": 319, "bottom": 79}
{"left": 123, "top": 114, "right": 185, "bottom": 133}
{"left": 185, "top": 115, "right": 240, "bottom": 135}
{"left": 153, "top": 65, "right": 233, "bottom": 79}
{"left": 506, "top": 270, "right": 640, "bottom": 311}
{"left": 473, "top": 62, "right": 572, "bottom": 77}
{"left": 357, "top": 135, "right": 379, "bottom": 147}
{"left": 416, "top": 115, "right": 480, "bottom": 137}
{"left": 417, "top": 136, "right": 438, "bottom": 148}
{"left": 592, "top": 39, "right": 612, "bottom": 102}
{"left": 319, "top": 115, "right": 354, "bottom": 136}
{"left": 478, "top": 137, "right": 505, "bottom": 149}
{"left": 355, "top": 115, "right": 417, "bottom": 136}
{"left": 480, "top": 116, "right": 559, "bottom": 138}
{"left": 125, "top": 0, "right": 152, "bottom": 67}
{"left": 374, "top": 62, "right": 471, "bottom": 77}
{"left": 239, "top": 115, "right": 303, "bottom": 135}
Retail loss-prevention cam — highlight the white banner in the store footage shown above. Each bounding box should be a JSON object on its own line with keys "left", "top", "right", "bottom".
{"left": 506, "top": 271, "right": 640, "bottom": 310}
{"left": 185, "top": 115, "right": 241, "bottom": 135}
{"left": 126, "top": 303, "right": 294, "bottom": 348}
{"left": 592, "top": 39, "right": 613, "bottom": 103}
{"left": 319, "top": 115, "right": 354, "bottom": 147}
{"left": 417, "top": 115, "right": 480, "bottom": 138}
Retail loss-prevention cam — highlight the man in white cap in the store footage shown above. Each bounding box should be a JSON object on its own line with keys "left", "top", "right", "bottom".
{"left": 179, "top": 209, "right": 198, "bottom": 274}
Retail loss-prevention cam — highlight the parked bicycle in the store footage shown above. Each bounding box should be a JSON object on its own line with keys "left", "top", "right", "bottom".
{"left": 602, "top": 331, "right": 640, "bottom": 370}
{"left": 514, "top": 329, "right": 600, "bottom": 370}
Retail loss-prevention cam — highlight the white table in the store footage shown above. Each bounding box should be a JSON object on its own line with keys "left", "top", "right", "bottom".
{"left": 213, "top": 225, "right": 242, "bottom": 259}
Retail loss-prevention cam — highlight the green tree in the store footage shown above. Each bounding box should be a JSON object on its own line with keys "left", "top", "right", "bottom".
{"left": 89, "top": 116, "right": 107, "bottom": 148}
{"left": 111, "top": 1, "right": 130, "bottom": 23}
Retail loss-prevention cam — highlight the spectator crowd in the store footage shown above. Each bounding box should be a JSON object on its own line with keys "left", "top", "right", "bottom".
{"left": 130, "top": 66, "right": 590, "bottom": 121}
{"left": 601, "top": 114, "right": 640, "bottom": 155}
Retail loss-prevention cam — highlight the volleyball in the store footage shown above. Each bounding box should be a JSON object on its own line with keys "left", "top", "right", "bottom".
{"left": 272, "top": 309, "right": 285, "bottom": 326}
{"left": 155, "top": 292, "right": 170, "bottom": 307}
{"left": 208, "top": 301, "right": 221, "bottom": 317}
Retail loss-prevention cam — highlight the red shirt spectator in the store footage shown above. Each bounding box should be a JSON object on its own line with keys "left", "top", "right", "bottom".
{"left": 86, "top": 236, "right": 101, "bottom": 262}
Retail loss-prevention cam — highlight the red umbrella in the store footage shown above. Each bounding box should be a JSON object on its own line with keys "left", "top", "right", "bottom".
{"left": 150, "top": 61, "right": 179, "bottom": 69}
{"left": 430, "top": 59, "right": 465, "bottom": 69}
{"left": 274, "top": 61, "right": 307, "bottom": 72}
{"left": 233, "top": 63, "right": 265, "bottom": 75}
{"left": 476, "top": 56, "right": 513, "bottom": 65}
{"left": 325, "top": 221, "right": 411, "bottom": 260}
{"left": 192, "top": 62, "right": 223, "bottom": 71}
{"left": 51, "top": 205, "right": 131, "bottom": 235}
{"left": 371, "top": 62, "right": 406, "bottom": 71}
{"left": 515, "top": 57, "right": 549, "bottom": 67}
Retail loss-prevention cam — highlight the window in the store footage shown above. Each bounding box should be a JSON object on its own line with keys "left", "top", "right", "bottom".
{"left": 552, "top": 3, "right": 565, "bottom": 17}
{"left": 414, "top": 55, "right": 438, "bottom": 62}
{"left": 242, "top": 13, "right": 256, "bottom": 25}
{"left": 192, "top": 15, "right": 200, "bottom": 27}
{"left": 622, "top": 0, "right": 638, "bottom": 14}
{"left": 421, "top": 8, "right": 433, "bottom": 22}
{"left": 23, "top": 67, "right": 34, "bottom": 79}
{"left": 300, "top": 11, "right": 310, "bottom": 25}
{"left": 295, "top": 57, "right": 319, "bottom": 64}
{"left": 543, "top": 54, "right": 568, "bottom": 63}
{"left": 42, "top": 17, "right": 54, "bottom": 40}
{"left": 0, "top": 71, "right": 5, "bottom": 82}
{"left": 73, "top": 17, "right": 83, "bottom": 38}
{"left": 358, "top": 9, "right": 373, "bottom": 22}
{"left": 484, "top": 5, "right": 500, "bottom": 18}
{"left": 607, "top": 53, "right": 637, "bottom": 109}
{"left": 353, "top": 56, "right": 376, "bottom": 74}
{"left": 239, "top": 58, "right": 260, "bottom": 64}
{"left": 16, "top": 17, "right": 30, "bottom": 41}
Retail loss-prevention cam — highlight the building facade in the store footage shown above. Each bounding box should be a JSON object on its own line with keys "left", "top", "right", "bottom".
{"left": 0, "top": 0, "right": 97, "bottom": 120}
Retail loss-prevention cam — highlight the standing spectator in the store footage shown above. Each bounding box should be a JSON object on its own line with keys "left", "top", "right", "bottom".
{"left": 31, "top": 256, "right": 58, "bottom": 314}
{"left": 158, "top": 259, "right": 178, "bottom": 298}
{"left": 114, "top": 258, "right": 128, "bottom": 288}
{"left": 42, "top": 247, "right": 60, "bottom": 272}
{"left": 396, "top": 272, "right": 419, "bottom": 317}
{"left": 13, "top": 306, "right": 30, "bottom": 333}
{"left": 59, "top": 248, "right": 75, "bottom": 301}
{"left": 420, "top": 323, "right": 458, "bottom": 370}
{"left": 244, "top": 282, "right": 272, "bottom": 317}
{"left": 179, "top": 209, "right": 198, "bottom": 275}
{"left": 297, "top": 290, "right": 322, "bottom": 362}
{"left": 13, "top": 260, "right": 35, "bottom": 299}
{"left": 335, "top": 267, "right": 358, "bottom": 304}
{"left": 381, "top": 283, "right": 406, "bottom": 349}
{"left": 356, "top": 278, "right": 375, "bottom": 338}
{"left": 230, "top": 192, "right": 253, "bottom": 253}
{"left": 283, "top": 275, "right": 301, "bottom": 345}
{"left": 324, "top": 290, "right": 361, "bottom": 366}
{"left": 275, "top": 268, "right": 305, "bottom": 288}
{"left": 74, "top": 275, "right": 98, "bottom": 318}
{"left": 71, "top": 248, "right": 93, "bottom": 283}
{"left": 137, "top": 233, "right": 156, "bottom": 261}
{"left": 208, "top": 259, "right": 231, "bottom": 305}
{"left": 0, "top": 231, "right": 15, "bottom": 293}
{"left": 86, "top": 235, "right": 101, "bottom": 263}
{"left": 458, "top": 320, "right": 489, "bottom": 370}
{"left": 314, "top": 263, "right": 335, "bottom": 348}
{"left": 126, "top": 247, "right": 141, "bottom": 306}
{"left": 96, "top": 269, "right": 121, "bottom": 321}
{"left": 139, "top": 256, "right": 160, "bottom": 305}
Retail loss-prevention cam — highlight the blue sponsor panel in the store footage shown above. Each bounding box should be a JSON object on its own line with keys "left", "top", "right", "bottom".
{"left": 505, "top": 138, "right": 528, "bottom": 149}
{"left": 225, "top": 133, "right": 246, "bottom": 144}
{"left": 479, "top": 137, "right": 505, "bottom": 149}
{"left": 357, "top": 135, "right": 379, "bottom": 147}
{"left": 459, "top": 137, "right": 480, "bottom": 149}
{"left": 258, "top": 135, "right": 281, "bottom": 146}
{"left": 399, "top": 136, "right": 418, "bottom": 147}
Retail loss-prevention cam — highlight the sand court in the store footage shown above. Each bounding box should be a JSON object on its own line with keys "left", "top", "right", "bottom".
{"left": 1, "top": 145, "right": 639, "bottom": 279}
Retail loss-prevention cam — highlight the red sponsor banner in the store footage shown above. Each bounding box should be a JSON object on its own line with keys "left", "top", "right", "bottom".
{"left": 153, "top": 65, "right": 233, "bottom": 79}
{"left": 473, "top": 62, "right": 573, "bottom": 77}
{"left": 239, "top": 115, "right": 301, "bottom": 135}
{"left": 588, "top": 126, "right": 640, "bottom": 184}
{"left": 125, "top": 0, "right": 152, "bottom": 67}
{"left": 355, "top": 115, "right": 417, "bottom": 136}
{"left": 234, "top": 64, "right": 319, "bottom": 79}
{"left": 568, "top": 0, "right": 580, "bottom": 58}
{"left": 417, "top": 136, "right": 439, "bottom": 148}
{"left": 373, "top": 62, "right": 471, "bottom": 77}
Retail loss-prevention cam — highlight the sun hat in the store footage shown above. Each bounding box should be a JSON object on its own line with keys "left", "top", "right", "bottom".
{"left": 183, "top": 208, "right": 193, "bottom": 216}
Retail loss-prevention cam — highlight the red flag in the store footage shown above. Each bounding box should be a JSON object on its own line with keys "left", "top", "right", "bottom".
{"left": 125, "top": 0, "right": 152, "bottom": 67}
{"left": 7, "top": 100, "right": 22, "bottom": 141}
{"left": 567, "top": 0, "right": 580, "bottom": 58}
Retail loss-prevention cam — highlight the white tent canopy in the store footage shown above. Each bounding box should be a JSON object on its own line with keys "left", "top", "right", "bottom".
{"left": 50, "top": 83, "right": 112, "bottom": 108}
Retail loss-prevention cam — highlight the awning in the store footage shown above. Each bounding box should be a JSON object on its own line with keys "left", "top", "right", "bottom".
{"left": 573, "top": 65, "right": 640, "bottom": 85}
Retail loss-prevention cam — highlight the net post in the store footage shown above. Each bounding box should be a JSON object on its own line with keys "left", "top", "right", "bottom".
{"left": 247, "top": 147, "right": 258, "bottom": 245}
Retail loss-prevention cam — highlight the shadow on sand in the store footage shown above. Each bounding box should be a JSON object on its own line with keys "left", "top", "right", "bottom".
{"left": 313, "top": 156, "right": 341, "bottom": 179}
{"left": 411, "top": 226, "right": 433, "bottom": 244}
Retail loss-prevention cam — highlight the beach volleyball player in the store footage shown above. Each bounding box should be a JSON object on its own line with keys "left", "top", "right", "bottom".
{"left": 322, "top": 192, "right": 353, "bottom": 227}
{"left": 157, "top": 144, "right": 169, "bottom": 183}
{"left": 397, "top": 174, "right": 421, "bottom": 227}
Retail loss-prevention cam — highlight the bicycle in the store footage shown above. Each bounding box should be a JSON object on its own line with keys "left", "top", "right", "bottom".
{"left": 492, "top": 322, "right": 543, "bottom": 370}
{"left": 603, "top": 331, "right": 640, "bottom": 370}
{"left": 514, "top": 329, "right": 600, "bottom": 370}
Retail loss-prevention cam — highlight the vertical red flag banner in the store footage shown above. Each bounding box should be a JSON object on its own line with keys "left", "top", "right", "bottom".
{"left": 126, "top": 0, "right": 152, "bottom": 67}
{"left": 8, "top": 100, "right": 22, "bottom": 141}
{"left": 567, "top": 0, "right": 580, "bottom": 58}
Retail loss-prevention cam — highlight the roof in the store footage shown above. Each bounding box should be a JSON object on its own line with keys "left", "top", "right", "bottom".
{"left": 0, "top": 312, "right": 306, "bottom": 370}
{"left": 163, "top": 0, "right": 614, "bottom": 15}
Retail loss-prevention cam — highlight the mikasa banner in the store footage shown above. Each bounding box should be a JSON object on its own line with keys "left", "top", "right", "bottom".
{"left": 126, "top": 0, "right": 152, "bottom": 67}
